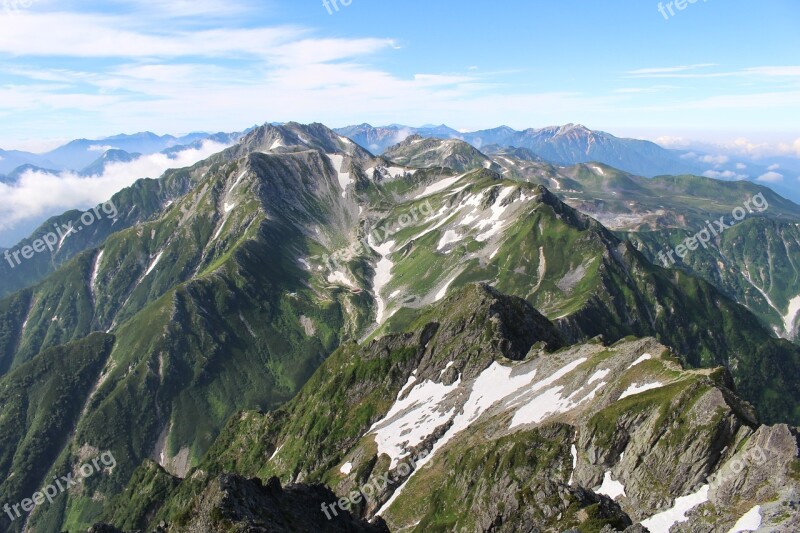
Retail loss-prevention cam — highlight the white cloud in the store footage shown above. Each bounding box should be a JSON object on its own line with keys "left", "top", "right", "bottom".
{"left": 703, "top": 170, "right": 746, "bottom": 180}
{"left": 657, "top": 136, "right": 693, "bottom": 149}
{"left": 1, "top": 9, "right": 799, "bottom": 150}
{"left": 736, "top": 163, "right": 747, "bottom": 170}
{"left": 677, "top": 151, "right": 728, "bottom": 165}
{"left": 728, "top": 137, "right": 800, "bottom": 158}
{"left": 779, "top": 138, "right": 800, "bottom": 157}
{"left": 0, "top": 140, "right": 229, "bottom": 231}
{"left": 627, "top": 64, "right": 800, "bottom": 79}
{"left": 390, "top": 127, "right": 414, "bottom": 145}
{"left": 613, "top": 85, "right": 679, "bottom": 94}
{"left": 743, "top": 66, "right": 800, "bottom": 77}
{"left": 661, "top": 136, "right": 800, "bottom": 159}
{"left": 699, "top": 154, "right": 729, "bottom": 165}
{"left": 757, "top": 171, "right": 784, "bottom": 183}
{"left": 113, "top": 0, "right": 262, "bottom": 19}
{"left": 0, "top": 12, "right": 309, "bottom": 58}
{"left": 627, "top": 64, "right": 718, "bottom": 77}
{"left": 88, "top": 144, "right": 117, "bottom": 152}
{"left": 767, "top": 163, "right": 780, "bottom": 171}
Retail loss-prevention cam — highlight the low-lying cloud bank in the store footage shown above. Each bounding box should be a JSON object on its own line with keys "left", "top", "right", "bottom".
{"left": 0, "top": 140, "right": 229, "bottom": 244}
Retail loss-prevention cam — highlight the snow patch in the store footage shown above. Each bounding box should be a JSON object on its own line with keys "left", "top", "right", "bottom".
{"left": 230, "top": 169, "right": 247, "bottom": 191}
{"left": 212, "top": 221, "right": 226, "bottom": 242}
{"left": 339, "top": 462, "right": 353, "bottom": 475}
{"left": 370, "top": 235, "right": 396, "bottom": 324}
{"left": 376, "top": 355, "right": 590, "bottom": 517}
{"left": 327, "top": 154, "right": 352, "bottom": 197}
{"left": 726, "top": 505, "right": 762, "bottom": 533}
{"left": 327, "top": 271, "right": 356, "bottom": 288}
{"left": 437, "top": 229, "right": 461, "bottom": 250}
{"left": 269, "top": 444, "right": 284, "bottom": 461}
{"left": 595, "top": 471, "right": 626, "bottom": 499}
{"left": 434, "top": 273, "right": 459, "bottom": 301}
{"left": 588, "top": 368, "right": 610, "bottom": 384}
{"left": 641, "top": 485, "right": 709, "bottom": 533}
{"left": 415, "top": 173, "right": 468, "bottom": 198}
{"left": 90, "top": 250, "right": 104, "bottom": 294}
{"left": 619, "top": 382, "right": 664, "bottom": 400}
{"left": 568, "top": 444, "right": 577, "bottom": 485}
{"left": 368, "top": 376, "right": 462, "bottom": 469}
{"left": 533, "top": 247, "right": 546, "bottom": 293}
{"left": 783, "top": 295, "right": 800, "bottom": 337}
{"left": 386, "top": 167, "right": 412, "bottom": 178}
{"left": 511, "top": 386, "right": 575, "bottom": 427}
{"left": 628, "top": 353, "right": 652, "bottom": 369}
{"left": 439, "top": 361, "right": 455, "bottom": 378}
{"left": 397, "top": 375, "right": 418, "bottom": 398}
{"left": 145, "top": 251, "right": 164, "bottom": 277}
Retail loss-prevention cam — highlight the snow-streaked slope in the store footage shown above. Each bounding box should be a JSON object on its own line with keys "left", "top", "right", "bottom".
{"left": 327, "top": 154, "right": 352, "bottom": 197}
{"left": 368, "top": 375, "right": 462, "bottom": 469}
{"left": 369, "top": 235, "right": 396, "bottom": 324}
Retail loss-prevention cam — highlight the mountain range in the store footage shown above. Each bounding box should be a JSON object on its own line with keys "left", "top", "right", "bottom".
{"left": 334, "top": 123, "right": 800, "bottom": 204}
{"left": 0, "top": 122, "right": 798, "bottom": 532}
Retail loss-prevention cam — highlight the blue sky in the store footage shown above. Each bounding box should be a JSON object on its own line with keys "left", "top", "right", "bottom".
{"left": 1, "top": 0, "right": 799, "bottom": 153}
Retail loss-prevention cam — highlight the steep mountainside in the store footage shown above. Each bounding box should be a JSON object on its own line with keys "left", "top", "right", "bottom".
{"left": 98, "top": 285, "right": 800, "bottom": 532}
{"left": 628, "top": 219, "right": 800, "bottom": 342}
{"left": 386, "top": 140, "right": 800, "bottom": 343}
{"left": 0, "top": 123, "right": 380, "bottom": 532}
{"left": 1, "top": 123, "right": 800, "bottom": 531}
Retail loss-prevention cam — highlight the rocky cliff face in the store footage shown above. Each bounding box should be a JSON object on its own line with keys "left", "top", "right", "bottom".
{"left": 2, "top": 124, "right": 800, "bottom": 531}
{"left": 97, "top": 284, "right": 800, "bottom": 532}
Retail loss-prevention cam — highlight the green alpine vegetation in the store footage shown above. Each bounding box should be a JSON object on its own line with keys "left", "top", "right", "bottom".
{"left": 0, "top": 122, "right": 799, "bottom": 531}
{"left": 98, "top": 284, "right": 800, "bottom": 532}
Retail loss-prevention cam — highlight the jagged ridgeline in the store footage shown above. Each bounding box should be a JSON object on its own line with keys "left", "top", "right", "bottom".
{"left": 0, "top": 122, "right": 798, "bottom": 531}
{"left": 100, "top": 284, "right": 800, "bottom": 531}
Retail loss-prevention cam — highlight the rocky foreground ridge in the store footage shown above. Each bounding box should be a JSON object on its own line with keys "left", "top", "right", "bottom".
{"left": 92, "top": 284, "right": 800, "bottom": 532}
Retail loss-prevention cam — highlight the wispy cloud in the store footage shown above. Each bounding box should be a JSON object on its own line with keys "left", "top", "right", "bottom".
{"left": 613, "top": 85, "right": 680, "bottom": 94}
{"left": 1, "top": 4, "right": 799, "bottom": 150}
{"left": 627, "top": 64, "right": 800, "bottom": 80}
{"left": 627, "top": 64, "right": 718, "bottom": 76}
{"left": 0, "top": 13, "right": 307, "bottom": 58}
